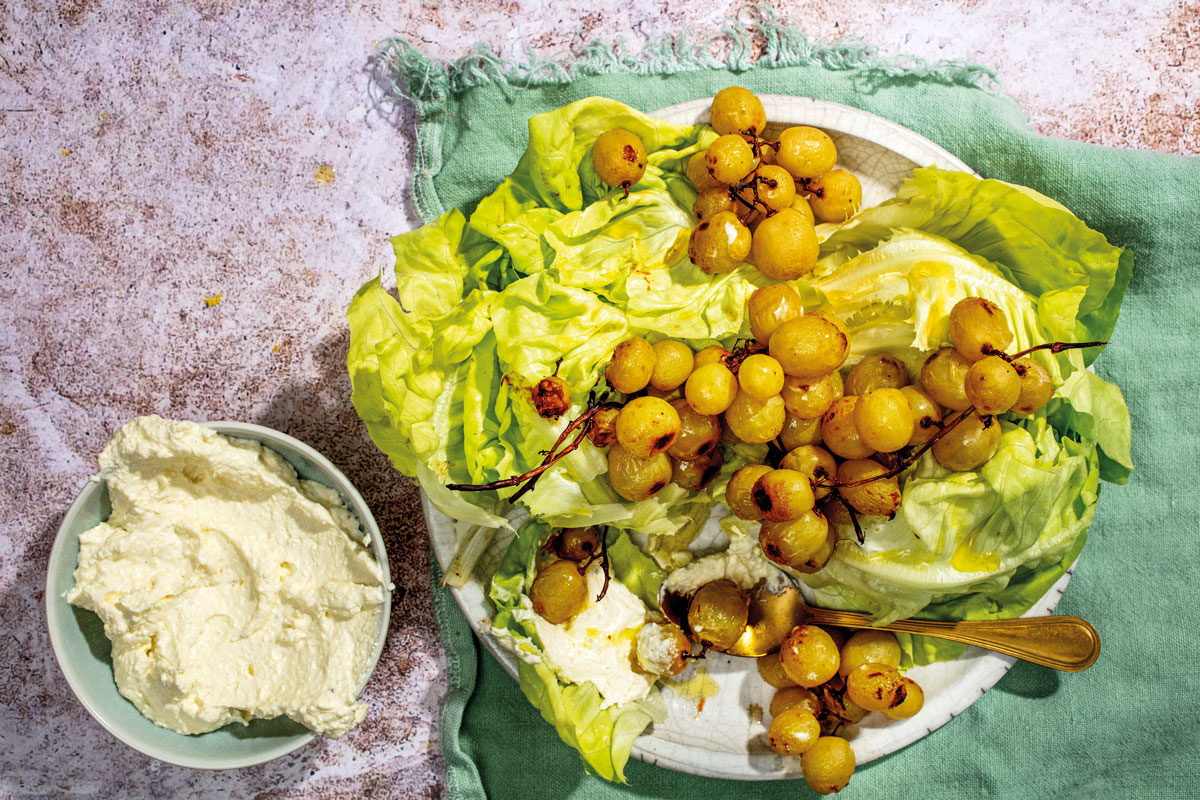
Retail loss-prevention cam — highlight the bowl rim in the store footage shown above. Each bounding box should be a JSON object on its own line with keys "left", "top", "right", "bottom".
{"left": 45, "top": 419, "right": 392, "bottom": 770}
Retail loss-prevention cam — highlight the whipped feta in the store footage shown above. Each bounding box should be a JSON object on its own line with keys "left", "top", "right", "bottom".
{"left": 66, "top": 416, "right": 387, "bottom": 738}
{"left": 662, "top": 531, "right": 788, "bottom": 597}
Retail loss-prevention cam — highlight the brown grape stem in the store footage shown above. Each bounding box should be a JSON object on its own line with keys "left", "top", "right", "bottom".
{"left": 1009, "top": 340, "right": 1107, "bottom": 359}
{"left": 834, "top": 491, "right": 865, "bottom": 545}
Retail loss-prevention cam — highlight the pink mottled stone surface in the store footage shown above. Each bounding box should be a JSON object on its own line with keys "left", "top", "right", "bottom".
{"left": 0, "top": 2, "right": 1194, "bottom": 798}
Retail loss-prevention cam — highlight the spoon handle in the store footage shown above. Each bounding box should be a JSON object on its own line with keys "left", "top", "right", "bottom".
{"left": 806, "top": 608, "right": 1101, "bottom": 672}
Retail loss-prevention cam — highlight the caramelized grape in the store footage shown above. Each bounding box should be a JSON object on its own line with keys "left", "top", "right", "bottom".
{"left": 591, "top": 128, "right": 647, "bottom": 189}
{"left": 949, "top": 297, "right": 1014, "bottom": 362}
{"left": 758, "top": 651, "right": 799, "bottom": 689}
{"left": 964, "top": 355, "right": 1020, "bottom": 414}
{"left": 776, "top": 126, "right": 837, "bottom": 179}
{"left": 836, "top": 459, "right": 901, "bottom": 517}
{"left": 792, "top": 518, "right": 837, "bottom": 573}
{"left": 615, "top": 396, "right": 681, "bottom": 458}
{"left": 751, "top": 207, "right": 819, "bottom": 280}
{"left": 820, "top": 397, "right": 875, "bottom": 460}
{"left": 781, "top": 412, "right": 824, "bottom": 450}
{"left": 694, "top": 345, "right": 732, "bottom": 369}
{"left": 748, "top": 283, "right": 804, "bottom": 345}
{"left": 845, "top": 663, "right": 906, "bottom": 712}
{"left": 686, "top": 151, "right": 723, "bottom": 191}
{"left": 779, "top": 445, "right": 838, "bottom": 500}
{"left": 726, "top": 464, "right": 773, "bottom": 520}
{"left": 768, "top": 707, "right": 821, "bottom": 756}
{"left": 752, "top": 468, "right": 816, "bottom": 521}
{"left": 737, "top": 353, "right": 786, "bottom": 399}
{"left": 781, "top": 370, "right": 843, "bottom": 420}
{"left": 738, "top": 165, "right": 797, "bottom": 212}
{"left": 882, "top": 677, "right": 925, "bottom": 719}
{"left": 725, "top": 391, "right": 787, "bottom": 444}
{"left": 806, "top": 168, "right": 862, "bottom": 222}
{"left": 671, "top": 447, "right": 724, "bottom": 491}
{"left": 853, "top": 388, "right": 914, "bottom": 453}
{"left": 687, "top": 579, "right": 749, "bottom": 651}
{"left": 900, "top": 385, "right": 943, "bottom": 447}
{"left": 586, "top": 405, "right": 620, "bottom": 448}
{"left": 530, "top": 559, "right": 587, "bottom": 624}
{"left": 932, "top": 411, "right": 1001, "bottom": 471}
{"left": 1011, "top": 357, "right": 1054, "bottom": 415}
{"left": 769, "top": 685, "right": 823, "bottom": 717}
{"left": 555, "top": 526, "right": 601, "bottom": 562}
{"left": 635, "top": 622, "right": 692, "bottom": 677}
{"left": 779, "top": 625, "right": 840, "bottom": 687}
{"left": 607, "top": 444, "right": 672, "bottom": 501}
{"left": 668, "top": 399, "right": 721, "bottom": 461}
{"left": 606, "top": 337, "right": 656, "bottom": 394}
{"left": 710, "top": 86, "right": 767, "bottom": 136}
{"left": 759, "top": 510, "right": 830, "bottom": 569}
{"left": 704, "top": 134, "right": 757, "bottom": 184}
{"left": 532, "top": 375, "right": 572, "bottom": 419}
{"left": 688, "top": 211, "right": 751, "bottom": 274}
{"left": 650, "top": 339, "right": 695, "bottom": 392}
{"left": 693, "top": 186, "right": 735, "bottom": 220}
{"left": 685, "top": 362, "right": 739, "bottom": 416}
{"left": 838, "top": 629, "right": 902, "bottom": 676}
{"left": 920, "top": 347, "right": 972, "bottom": 411}
{"left": 769, "top": 315, "right": 849, "bottom": 379}
{"left": 844, "top": 353, "right": 909, "bottom": 396}
{"left": 801, "top": 736, "right": 856, "bottom": 795}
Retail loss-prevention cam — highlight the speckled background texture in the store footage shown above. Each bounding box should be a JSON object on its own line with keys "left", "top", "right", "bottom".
{"left": 1, "top": 1, "right": 1195, "bottom": 798}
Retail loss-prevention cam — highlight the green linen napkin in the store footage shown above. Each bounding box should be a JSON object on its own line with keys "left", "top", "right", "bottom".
{"left": 379, "top": 12, "right": 1200, "bottom": 798}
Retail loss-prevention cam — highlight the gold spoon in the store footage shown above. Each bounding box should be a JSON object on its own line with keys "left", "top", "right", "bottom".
{"left": 676, "top": 583, "right": 1101, "bottom": 671}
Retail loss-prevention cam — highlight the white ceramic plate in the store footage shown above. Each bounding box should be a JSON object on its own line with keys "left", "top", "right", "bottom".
{"left": 426, "top": 96, "right": 1075, "bottom": 780}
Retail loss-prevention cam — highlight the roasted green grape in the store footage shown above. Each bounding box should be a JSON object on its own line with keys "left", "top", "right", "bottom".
{"left": 845, "top": 663, "right": 907, "bottom": 712}
{"left": 748, "top": 283, "right": 804, "bottom": 345}
{"left": 725, "top": 391, "right": 786, "bottom": 444}
{"left": 672, "top": 447, "right": 724, "bottom": 491}
{"left": 586, "top": 405, "right": 620, "bottom": 448}
{"left": 838, "top": 629, "right": 902, "bottom": 676}
{"left": 692, "top": 186, "right": 736, "bottom": 220}
{"left": 920, "top": 346, "right": 972, "bottom": 411}
{"left": 726, "top": 464, "right": 773, "bottom": 520}
{"left": 882, "top": 677, "right": 925, "bottom": 719}
{"left": 750, "top": 207, "right": 819, "bottom": 280}
{"left": 635, "top": 622, "right": 692, "bottom": 677}
{"left": 769, "top": 315, "right": 849, "bottom": 379}
{"left": 854, "top": 387, "right": 914, "bottom": 453}
{"left": 801, "top": 736, "right": 856, "bottom": 795}
{"left": 769, "top": 685, "right": 823, "bottom": 717}
{"left": 792, "top": 521, "right": 837, "bottom": 573}
{"left": 758, "top": 651, "right": 800, "bottom": 689}
{"left": 779, "top": 624, "right": 840, "bottom": 687}
{"left": 688, "top": 210, "right": 752, "bottom": 274}
{"left": 650, "top": 339, "right": 695, "bottom": 392}
{"left": 668, "top": 399, "right": 722, "bottom": 461}
{"left": 532, "top": 375, "right": 572, "bottom": 419}
{"left": 806, "top": 168, "right": 862, "bottom": 222}
{"left": 964, "top": 355, "right": 1020, "bottom": 414}
{"left": 615, "top": 396, "right": 681, "bottom": 458}
{"left": 607, "top": 444, "right": 672, "bottom": 501}
{"left": 780, "top": 370, "right": 842, "bottom": 421}
{"left": 776, "top": 126, "right": 837, "bottom": 179}
{"left": 606, "top": 337, "right": 656, "bottom": 394}
{"left": 781, "top": 412, "right": 823, "bottom": 450}
{"left": 686, "top": 151, "right": 723, "bottom": 191}
{"left": 844, "top": 353, "right": 909, "bottom": 396}
{"left": 555, "top": 526, "right": 601, "bottom": 562}
{"left": 949, "top": 296, "right": 1014, "bottom": 361}
{"left": 687, "top": 579, "right": 749, "bottom": 651}
{"left": 820, "top": 397, "right": 875, "bottom": 460}
{"left": 737, "top": 353, "right": 786, "bottom": 399}
{"left": 768, "top": 707, "right": 821, "bottom": 756}
{"left": 694, "top": 344, "right": 731, "bottom": 369}
{"left": 710, "top": 86, "right": 767, "bottom": 136}
{"left": 591, "top": 128, "right": 647, "bottom": 190}
{"left": 790, "top": 193, "right": 815, "bottom": 226}
{"left": 779, "top": 445, "right": 837, "bottom": 500}
{"left": 900, "top": 385, "right": 943, "bottom": 447}
{"left": 752, "top": 468, "right": 816, "bottom": 522}
{"left": 738, "top": 164, "right": 797, "bottom": 212}
{"left": 932, "top": 411, "right": 1002, "bottom": 471}
{"left": 1011, "top": 357, "right": 1054, "bottom": 415}
{"left": 685, "top": 362, "right": 739, "bottom": 415}
{"left": 759, "top": 509, "right": 829, "bottom": 569}
{"left": 530, "top": 559, "right": 587, "bottom": 624}
{"left": 837, "top": 459, "right": 901, "bottom": 517}
{"left": 705, "top": 133, "right": 757, "bottom": 184}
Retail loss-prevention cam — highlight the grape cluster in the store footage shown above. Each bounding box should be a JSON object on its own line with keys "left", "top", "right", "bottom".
{"left": 685, "top": 87, "right": 863, "bottom": 278}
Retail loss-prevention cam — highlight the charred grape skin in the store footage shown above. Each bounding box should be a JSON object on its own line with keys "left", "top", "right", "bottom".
{"left": 671, "top": 446, "right": 724, "bottom": 491}
{"left": 900, "top": 385, "right": 943, "bottom": 447}
{"left": 1011, "top": 357, "right": 1055, "bottom": 415}
{"left": 586, "top": 405, "right": 620, "bottom": 448}
{"left": 838, "top": 629, "right": 902, "bottom": 677}
{"left": 779, "top": 624, "right": 841, "bottom": 687}
{"left": 949, "top": 296, "right": 1014, "bottom": 362}
{"left": 751, "top": 207, "right": 820, "bottom": 281}
{"left": 615, "top": 396, "right": 681, "bottom": 459}
{"left": 738, "top": 165, "right": 798, "bottom": 213}
{"left": 606, "top": 337, "right": 656, "bottom": 394}
{"left": 555, "top": 526, "right": 601, "bottom": 562}
{"left": 530, "top": 559, "right": 588, "bottom": 624}
{"left": 801, "top": 736, "right": 856, "bottom": 795}
{"left": 688, "top": 210, "right": 752, "bottom": 274}
{"left": 607, "top": 444, "right": 672, "bottom": 501}
{"left": 710, "top": 86, "right": 767, "bottom": 136}
{"left": 687, "top": 579, "right": 750, "bottom": 651}
{"left": 932, "top": 411, "right": 1002, "bottom": 472}
{"left": 853, "top": 387, "right": 914, "bottom": 453}
{"left": 686, "top": 151, "right": 724, "bottom": 192}
{"left": 781, "top": 412, "right": 824, "bottom": 450}
{"left": 705, "top": 133, "right": 758, "bottom": 185}
{"left": 685, "top": 362, "right": 739, "bottom": 416}
{"left": 532, "top": 375, "right": 572, "bottom": 419}
{"left": 769, "top": 315, "right": 850, "bottom": 380}
{"left": 836, "top": 458, "right": 902, "bottom": 517}
{"left": 769, "top": 685, "right": 823, "bottom": 718}
{"left": 767, "top": 707, "right": 821, "bottom": 757}
{"left": 882, "top": 677, "right": 926, "bottom": 719}
{"left": 845, "top": 663, "right": 907, "bottom": 712}
{"left": 757, "top": 651, "right": 800, "bottom": 689}
{"left": 806, "top": 168, "right": 862, "bottom": 223}
{"left": 726, "top": 464, "right": 773, "bottom": 520}
{"left": 781, "top": 370, "right": 843, "bottom": 421}
{"left": 964, "top": 355, "right": 1021, "bottom": 414}
{"left": 668, "top": 399, "right": 722, "bottom": 461}
{"left": 775, "top": 126, "right": 837, "bottom": 180}
{"left": 751, "top": 468, "right": 816, "bottom": 522}
{"left": 591, "top": 128, "right": 648, "bottom": 190}
{"left": 759, "top": 509, "right": 830, "bottom": 569}
{"left": 725, "top": 391, "right": 787, "bottom": 444}
{"left": 844, "top": 353, "right": 909, "bottom": 397}
{"left": 737, "top": 353, "right": 786, "bottom": 399}
{"left": 650, "top": 339, "right": 695, "bottom": 392}
{"left": 748, "top": 283, "right": 805, "bottom": 346}
{"left": 820, "top": 397, "right": 876, "bottom": 460}
{"left": 779, "top": 445, "right": 838, "bottom": 500}
{"left": 920, "top": 346, "right": 973, "bottom": 411}
{"left": 692, "top": 186, "right": 736, "bottom": 220}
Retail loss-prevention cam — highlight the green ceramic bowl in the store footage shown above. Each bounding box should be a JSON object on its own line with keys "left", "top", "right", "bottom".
{"left": 45, "top": 421, "right": 392, "bottom": 769}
